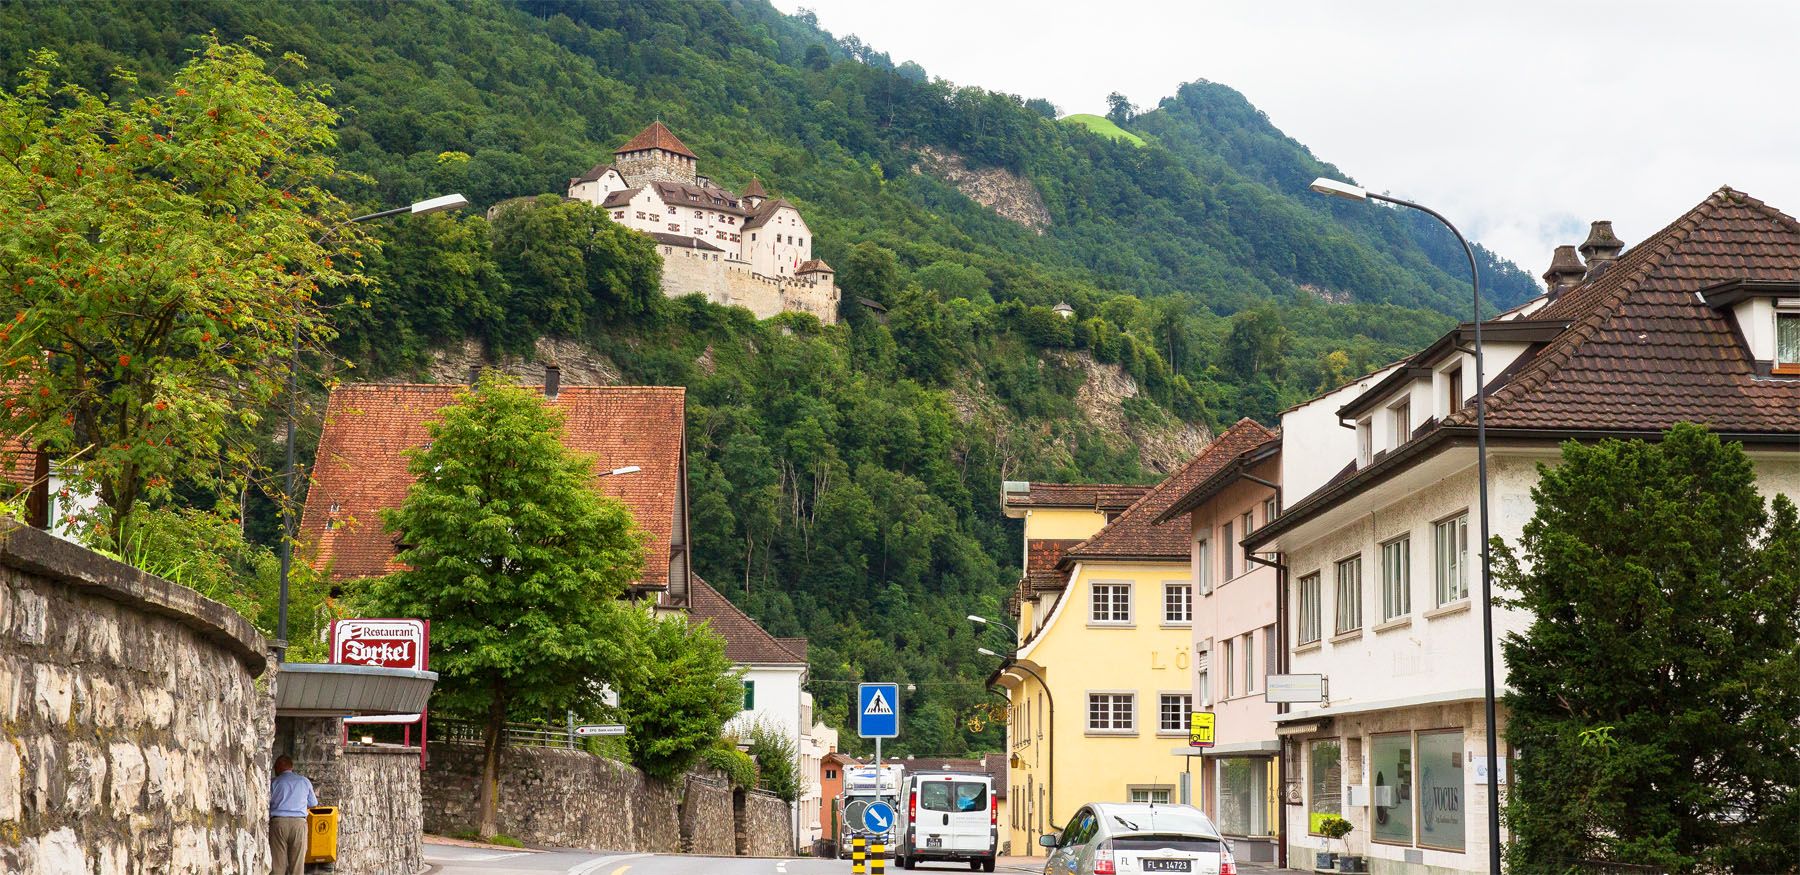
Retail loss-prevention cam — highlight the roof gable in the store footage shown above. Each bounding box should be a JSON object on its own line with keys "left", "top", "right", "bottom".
{"left": 687, "top": 576, "right": 806, "bottom": 665}
{"left": 299, "top": 384, "right": 687, "bottom": 590}
{"left": 615, "top": 121, "right": 697, "bottom": 159}
{"left": 1063, "top": 419, "right": 1277, "bottom": 563}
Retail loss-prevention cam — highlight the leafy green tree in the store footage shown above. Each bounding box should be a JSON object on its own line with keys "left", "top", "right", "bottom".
{"left": 1222, "top": 306, "right": 1289, "bottom": 379}
{"left": 488, "top": 195, "right": 661, "bottom": 348}
{"left": 615, "top": 610, "right": 744, "bottom": 782}
{"left": 1496, "top": 424, "right": 1800, "bottom": 872}
{"left": 1106, "top": 91, "right": 1135, "bottom": 125}
{"left": 353, "top": 374, "right": 646, "bottom": 837}
{"left": 838, "top": 242, "right": 900, "bottom": 306}
{"left": 738, "top": 718, "right": 801, "bottom": 802}
{"left": 0, "top": 39, "right": 367, "bottom": 547}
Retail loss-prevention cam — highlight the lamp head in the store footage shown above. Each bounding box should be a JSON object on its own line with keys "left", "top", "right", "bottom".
{"left": 977, "top": 647, "right": 998, "bottom": 657}
{"left": 967, "top": 614, "right": 988, "bottom": 625}
{"left": 604, "top": 465, "right": 642, "bottom": 477}
{"left": 411, "top": 193, "right": 470, "bottom": 215}
{"left": 1309, "top": 177, "right": 1368, "bottom": 202}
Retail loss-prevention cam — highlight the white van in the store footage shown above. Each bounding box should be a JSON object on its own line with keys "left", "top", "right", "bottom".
{"left": 899, "top": 771, "right": 997, "bottom": 871}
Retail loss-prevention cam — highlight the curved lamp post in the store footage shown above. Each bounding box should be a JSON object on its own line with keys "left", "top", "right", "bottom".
{"left": 1310, "top": 177, "right": 1498, "bottom": 874}
{"left": 978, "top": 644, "right": 1054, "bottom": 849}
{"left": 275, "top": 193, "right": 470, "bottom": 662}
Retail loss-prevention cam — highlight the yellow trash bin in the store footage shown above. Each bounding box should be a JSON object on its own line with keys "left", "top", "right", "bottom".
{"left": 305, "top": 805, "right": 340, "bottom": 864}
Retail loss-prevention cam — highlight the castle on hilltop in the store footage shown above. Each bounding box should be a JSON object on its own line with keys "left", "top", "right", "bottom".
{"left": 567, "top": 122, "right": 839, "bottom": 324}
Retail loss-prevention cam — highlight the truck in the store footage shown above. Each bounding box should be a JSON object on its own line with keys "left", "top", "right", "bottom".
{"left": 836, "top": 764, "right": 905, "bottom": 858}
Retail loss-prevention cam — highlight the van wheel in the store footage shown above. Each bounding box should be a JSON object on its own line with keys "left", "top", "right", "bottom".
{"left": 982, "top": 859, "right": 997, "bottom": 872}
{"left": 902, "top": 856, "right": 915, "bottom": 870}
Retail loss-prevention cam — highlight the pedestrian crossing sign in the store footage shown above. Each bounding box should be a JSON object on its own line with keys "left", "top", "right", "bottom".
{"left": 858, "top": 682, "right": 900, "bottom": 739}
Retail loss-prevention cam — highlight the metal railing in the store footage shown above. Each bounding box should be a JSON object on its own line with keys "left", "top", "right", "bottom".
{"left": 429, "top": 717, "right": 589, "bottom": 751}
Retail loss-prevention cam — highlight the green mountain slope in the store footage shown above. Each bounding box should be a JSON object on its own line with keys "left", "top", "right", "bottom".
{"left": 0, "top": 0, "right": 1539, "bottom": 750}
{"left": 1061, "top": 114, "right": 1147, "bottom": 146}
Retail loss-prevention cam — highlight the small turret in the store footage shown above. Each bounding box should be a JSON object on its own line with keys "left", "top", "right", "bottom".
{"left": 1542, "top": 245, "right": 1586, "bottom": 299}
{"left": 743, "top": 177, "right": 768, "bottom": 209}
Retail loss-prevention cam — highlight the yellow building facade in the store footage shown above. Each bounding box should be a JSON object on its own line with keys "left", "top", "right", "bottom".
{"left": 994, "top": 443, "right": 1255, "bottom": 858}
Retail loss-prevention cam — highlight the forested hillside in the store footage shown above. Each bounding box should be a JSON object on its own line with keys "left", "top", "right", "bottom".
{"left": 0, "top": 0, "right": 1540, "bottom": 751}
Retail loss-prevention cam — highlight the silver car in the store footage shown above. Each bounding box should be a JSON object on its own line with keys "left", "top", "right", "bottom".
{"left": 1038, "top": 803, "right": 1236, "bottom": 875}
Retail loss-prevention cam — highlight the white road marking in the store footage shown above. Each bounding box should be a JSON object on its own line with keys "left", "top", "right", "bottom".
{"left": 567, "top": 853, "right": 651, "bottom": 875}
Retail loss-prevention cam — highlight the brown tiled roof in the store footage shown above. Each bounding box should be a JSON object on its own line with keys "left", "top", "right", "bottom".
{"left": 1063, "top": 419, "right": 1278, "bottom": 563}
{"left": 743, "top": 198, "right": 799, "bottom": 230}
{"left": 1446, "top": 187, "right": 1800, "bottom": 433}
{"left": 300, "top": 384, "right": 686, "bottom": 591}
{"left": 574, "top": 163, "right": 618, "bottom": 184}
{"left": 1003, "top": 482, "right": 1150, "bottom": 511}
{"left": 601, "top": 188, "right": 640, "bottom": 208}
{"left": 1027, "top": 538, "right": 1081, "bottom": 576}
{"left": 649, "top": 181, "right": 745, "bottom": 216}
{"left": 615, "top": 121, "right": 697, "bottom": 159}
{"left": 687, "top": 576, "right": 806, "bottom": 665}
{"left": 648, "top": 231, "right": 725, "bottom": 253}
{"left": 796, "top": 259, "right": 834, "bottom": 274}
{"left": 743, "top": 177, "right": 767, "bottom": 198}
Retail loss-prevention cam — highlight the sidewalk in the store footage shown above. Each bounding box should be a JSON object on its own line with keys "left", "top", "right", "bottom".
{"left": 996, "top": 855, "right": 1296, "bottom": 873}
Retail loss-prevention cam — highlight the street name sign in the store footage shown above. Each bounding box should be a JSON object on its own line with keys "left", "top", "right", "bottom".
{"left": 1189, "top": 711, "right": 1216, "bottom": 748}
{"left": 1264, "top": 673, "right": 1326, "bottom": 704}
{"left": 574, "top": 724, "right": 626, "bottom": 737}
{"left": 862, "top": 800, "right": 897, "bottom": 833}
{"left": 858, "top": 683, "right": 900, "bottom": 739}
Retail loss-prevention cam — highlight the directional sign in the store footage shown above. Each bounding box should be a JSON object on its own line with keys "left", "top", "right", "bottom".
{"left": 1265, "top": 673, "right": 1326, "bottom": 704}
{"left": 862, "top": 801, "right": 897, "bottom": 833}
{"left": 858, "top": 683, "right": 900, "bottom": 739}
{"left": 1189, "top": 711, "right": 1216, "bottom": 748}
{"left": 574, "top": 724, "right": 626, "bottom": 737}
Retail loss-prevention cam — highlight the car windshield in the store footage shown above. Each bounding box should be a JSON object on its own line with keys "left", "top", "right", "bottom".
{"left": 919, "top": 781, "right": 989, "bottom": 812}
{"left": 1111, "top": 808, "right": 1215, "bottom": 838}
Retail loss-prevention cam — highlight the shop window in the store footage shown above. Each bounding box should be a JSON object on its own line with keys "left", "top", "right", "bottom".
{"left": 1371, "top": 733, "right": 1413, "bottom": 845}
{"left": 1308, "top": 740, "right": 1342, "bottom": 835}
{"left": 1382, "top": 536, "right": 1412, "bottom": 621}
{"left": 1434, "top": 513, "right": 1470, "bottom": 606}
{"left": 1418, "top": 730, "right": 1466, "bottom": 850}
{"left": 1217, "top": 758, "right": 1272, "bottom": 837}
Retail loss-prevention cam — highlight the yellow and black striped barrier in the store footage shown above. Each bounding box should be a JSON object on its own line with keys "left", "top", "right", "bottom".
{"left": 851, "top": 836, "right": 867, "bottom": 874}
{"left": 871, "top": 841, "right": 887, "bottom": 874}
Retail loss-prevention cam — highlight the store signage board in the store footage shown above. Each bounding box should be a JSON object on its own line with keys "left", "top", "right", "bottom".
{"left": 1265, "top": 673, "right": 1326, "bottom": 704}
{"left": 331, "top": 619, "right": 429, "bottom": 727}
{"left": 1189, "top": 711, "right": 1216, "bottom": 748}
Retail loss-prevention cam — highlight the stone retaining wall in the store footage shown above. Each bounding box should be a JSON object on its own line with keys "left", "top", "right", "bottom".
{"left": 681, "top": 771, "right": 734, "bottom": 855}
{"left": 280, "top": 716, "right": 424, "bottom": 875}
{"left": 0, "top": 522, "right": 271, "bottom": 874}
{"left": 739, "top": 790, "right": 793, "bottom": 857}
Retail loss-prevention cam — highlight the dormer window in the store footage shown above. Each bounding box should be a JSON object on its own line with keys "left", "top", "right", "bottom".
{"left": 1446, "top": 367, "right": 1464, "bottom": 415}
{"left": 1391, "top": 398, "right": 1412, "bottom": 447}
{"left": 1777, "top": 308, "right": 1800, "bottom": 374}
{"left": 1357, "top": 418, "right": 1373, "bottom": 467}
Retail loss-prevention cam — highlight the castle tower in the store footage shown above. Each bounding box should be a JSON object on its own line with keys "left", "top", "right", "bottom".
{"left": 613, "top": 121, "right": 699, "bottom": 185}
{"left": 743, "top": 177, "right": 768, "bottom": 210}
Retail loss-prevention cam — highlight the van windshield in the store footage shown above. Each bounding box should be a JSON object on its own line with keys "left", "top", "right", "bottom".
{"left": 920, "top": 781, "right": 989, "bottom": 813}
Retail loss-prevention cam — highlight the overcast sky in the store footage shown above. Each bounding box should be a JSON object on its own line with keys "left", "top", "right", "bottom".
{"left": 772, "top": 0, "right": 1800, "bottom": 281}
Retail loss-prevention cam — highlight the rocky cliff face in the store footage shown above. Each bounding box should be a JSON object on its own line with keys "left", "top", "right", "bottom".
{"left": 912, "top": 145, "right": 1052, "bottom": 233}
{"left": 1058, "top": 350, "right": 1210, "bottom": 474}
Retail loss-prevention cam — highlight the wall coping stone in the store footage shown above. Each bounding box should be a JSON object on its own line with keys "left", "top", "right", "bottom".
{"left": 0, "top": 517, "right": 268, "bottom": 675}
{"left": 345, "top": 744, "right": 425, "bottom": 757}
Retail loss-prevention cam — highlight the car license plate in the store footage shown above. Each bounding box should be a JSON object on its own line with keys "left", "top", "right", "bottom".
{"left": 1143, "top": 861, "right": 1192, "bottom": 873}
{"left": 927, "top": 836, "right": 943, "bottom": 848}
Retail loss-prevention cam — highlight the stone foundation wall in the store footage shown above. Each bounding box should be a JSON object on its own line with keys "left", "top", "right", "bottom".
{"left": 0, "top": 522, "right": 271, "bottom": 874}
{"left": 739, "top": 790, "right": 793, "bottom": 857}
{"left": 680, "top": 771, "right": 734, "bottom": 855}
{"left": 658, "top": 247, "right": 839, "bottom": 324}
{"left": 422, "top": 741, "right": 682, "bottom": 853}
{"left": 278, "top": 716, "right": 423, "bottom": 875}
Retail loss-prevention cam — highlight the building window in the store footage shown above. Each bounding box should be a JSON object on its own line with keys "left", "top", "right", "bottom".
{"left": 1240, "top": 509, "right": 1255, "bottom": 537}
{"left": 1264, "top": 496, "right": 1279, "bottom": 523}
{"left": 1418, "top": 729, "right": 1466, "bottom": 850}
{"left": 1129, "top": 786, "right": 1174, "bottom": 804}
{"left": 1241, "top": 630, "right": 1256, "bottom": 694}
{"left": 1222, "top": 521, "right": 1235, "bottom": 579}
{"left": 1218, "top": 758, "right": 1272, "bottom": 838}
{"left": 1392, "top": 398, "right": 1412, "bottom": 445}
{"left": 1447, "top": 366, "right": 1464, "bottom": 414}
{"left": 1158, "top": 694, "right": 1191, "bottom": 733}
{"left": 1371, "top": 732, "right": 1414, "bottom": 845}
{"left": 1297, "top": 573, "right": 1322, "bottom": 644}
{"left": 1197, "top": 658, "right": 1210, "bottom": 706}
{"left": 1086, "top": 693, "right": 1135, "bottom": 732}
{"left": 742, "top": 680, "right": 756, "bottom": 711}
{"left": 1381, "top": 536, "right": 1411, "bottom": 621}
{"left": 1090, "top": 583, "right": 1132, "bottom": 624}
{"left": 826, "top": 769, "right": 837, "bottom": 779}
{"left": 1223, "top": 638, "right": 1235, "bottom": 698}
{"left": 1164, "top": 582, "right": 1192, "bottom": 623}
{"left": 1778, "top": 311, "right": 1800, "bottom": 371}
{"left": 667, "top": 206, "right": 676, "bottom": 214}
{"left": 1357, "top": 418, "right": 1372, "bottom": 466}
{"left": 1196, "top": 539, "right": 1212, "bottom": 595}
{"left": 1434, "top": 513, "right": 1470, "bottom": 605}
{"left": 1308, "top": 740, "right": 1343, "bottom": 835}
{"left": 1334, "top": 555, "right": 1363, "bottom": 634}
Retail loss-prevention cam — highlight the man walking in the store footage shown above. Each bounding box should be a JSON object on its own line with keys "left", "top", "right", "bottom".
{"left": 269, "top": 754, "right": 317, "bottom": 875}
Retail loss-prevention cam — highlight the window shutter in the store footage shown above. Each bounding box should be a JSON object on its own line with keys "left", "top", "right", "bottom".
{"left": 743, "top": 680, "right": 756, "bottom": 711}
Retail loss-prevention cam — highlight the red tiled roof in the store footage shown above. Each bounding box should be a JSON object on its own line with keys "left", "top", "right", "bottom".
{"left": 797, "top": 259, "right": 834, "bottom": 274}
{"left": 574, "top": 163, "right": 618, "bottom": 184}
{"left": 1446, "top": 187, "right": 1800, "bottom": 433}
{"left": 687, "top": 576, "right": 806, "bottom": 665}
{"left": 615, "top": 121, "right": 697, "bottom": 159}
{"left": 743, "top": 198, "right": 799, "bottom": 230}
{"left": 1063, "top": 419, "right": 1278, "bottom": 562}
{"left": 649, "top": 181, "right": 745, "bottom": 216}
{"left": 743, "top": 178, "right": 767, "bottom": 198}
{"left": 600, "top": 187, "right": 640, "bottom": 208}
{"left": 1003, "top": 482, "right": 1150, "bottom": 511}
{"left": 300, "top": 384, "right": 686, "bottom": 590}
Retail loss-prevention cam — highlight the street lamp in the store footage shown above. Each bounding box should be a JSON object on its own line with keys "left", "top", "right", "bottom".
{"left": 977, "top": 644, "right": 1055, "bottom": 849}
{"left": 598, "top": 465, "right": 641, "bottom": 477}
{"left": 275, "top": 193, "right": 469, "bottom": 663}
{"left": 1310, "top": 177, "right": 1499, "bottom": 874}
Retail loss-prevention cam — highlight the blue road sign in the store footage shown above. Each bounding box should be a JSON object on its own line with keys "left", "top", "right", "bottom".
{"left": 863, "top": 801, "right": 897, "bottom": 833}
{"left": 857, "top": 682, "right": 899, "bottom": 739}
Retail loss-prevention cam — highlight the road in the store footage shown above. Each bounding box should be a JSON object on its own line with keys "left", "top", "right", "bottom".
{"left": 425, "top": 843, "right": 1041, "bottom": 874}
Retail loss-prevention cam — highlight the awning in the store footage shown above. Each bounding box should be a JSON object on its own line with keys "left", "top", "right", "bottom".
{"left": 275, "top": 662, "right": 439, "bottom": 717}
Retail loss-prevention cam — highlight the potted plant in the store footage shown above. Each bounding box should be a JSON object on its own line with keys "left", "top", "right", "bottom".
{"left": 1315, "top": 815, "right": 1354, "bottom": 871}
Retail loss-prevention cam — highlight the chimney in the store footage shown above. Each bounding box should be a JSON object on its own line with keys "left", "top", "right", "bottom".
{"left": 544, "top": 363, "right": 561, "bottom": 400}
{"left": 1542, "top": 245, "right": 1586, "bottom": 299}
{"left": 1578, "top": 220, "right": 1625, "bottom": 280}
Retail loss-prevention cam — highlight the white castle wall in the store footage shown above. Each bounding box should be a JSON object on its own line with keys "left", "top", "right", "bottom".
{"left": 659, "top": 246, "right": 838, "bottom": 324}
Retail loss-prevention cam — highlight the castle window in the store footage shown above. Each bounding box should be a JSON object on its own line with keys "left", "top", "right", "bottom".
{"left": 694, "top": 210, "right": 702, "bottom": 218}
{"left": 668, "top": 223, "right": 680, "bottom": 232}
{"left": 751, "top": 233, "right": 757, "bottom": 241}
{"left": 667, "top": 206, "right": 676, "bottom": 214}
